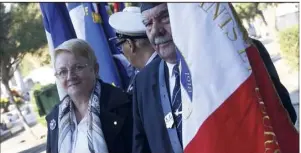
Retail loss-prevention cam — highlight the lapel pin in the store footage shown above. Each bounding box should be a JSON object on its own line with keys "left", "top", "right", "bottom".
{"left": 50, "top": 119, "right": 56, "bottom": 130}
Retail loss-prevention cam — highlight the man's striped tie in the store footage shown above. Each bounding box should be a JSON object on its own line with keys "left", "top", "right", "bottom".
{"left": 171, "top": 63, "right": 182, "bottom": 145}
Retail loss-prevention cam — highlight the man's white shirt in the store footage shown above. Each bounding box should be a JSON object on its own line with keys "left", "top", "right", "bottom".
{"left": 166, "top": 62, "right": 177, "bottom": 100}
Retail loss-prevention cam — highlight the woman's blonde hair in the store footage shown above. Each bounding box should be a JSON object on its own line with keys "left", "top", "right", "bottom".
{"left": 54, "top": 38, "right": 97, "bottom": 66}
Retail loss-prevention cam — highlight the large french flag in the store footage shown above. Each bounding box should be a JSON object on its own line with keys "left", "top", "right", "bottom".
{"left": 168, "top": 3, "right": 299, "bottom": 153}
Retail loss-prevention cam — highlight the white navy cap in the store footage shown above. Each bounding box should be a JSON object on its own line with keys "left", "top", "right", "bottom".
{"left": 109, "top": 6, "right": 147, "bottom": 46}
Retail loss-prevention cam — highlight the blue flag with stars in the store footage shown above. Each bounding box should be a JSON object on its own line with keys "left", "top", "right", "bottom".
{"left": 67, "top": 2, "right": 123, "bottom": 88}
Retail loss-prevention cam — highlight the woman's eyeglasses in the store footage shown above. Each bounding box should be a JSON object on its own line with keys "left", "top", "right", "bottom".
{"left": 55, "top": 64, "right": 89, "bottom": 79}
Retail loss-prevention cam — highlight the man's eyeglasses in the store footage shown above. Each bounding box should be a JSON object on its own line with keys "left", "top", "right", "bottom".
{"left": 109, "top": 33, "right": 148, "bottom": 51}
{"left": 115, "top": 39, "right": 127, "bottom": 51}
{"left": 55, "top": 64, "right": 89, "bottom": 79}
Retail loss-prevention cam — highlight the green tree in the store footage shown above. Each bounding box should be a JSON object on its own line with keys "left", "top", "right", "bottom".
{"left": 0, "top": 3, "right": 47, "bottom": 139}
{"left": 20, "top": 45, "right": 51, "bottom": 77}
{"left": 279, "top": 25, "right": 299, "bottom": 70}
{"left": 233, "top": 3, "right": 277, "bottom": 26}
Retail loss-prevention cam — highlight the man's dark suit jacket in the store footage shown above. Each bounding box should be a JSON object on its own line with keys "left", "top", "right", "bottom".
{"left": 127, "top": 55, "right": 161, "bottom": 95}
{"left": 132, "top": 39, "right": 296, "bottom": 153}
{"left": 133, "top": 57, "right": 174, "bottom": 153}
{"left": 45, "top": 80, "right": 133, "bottom": 153}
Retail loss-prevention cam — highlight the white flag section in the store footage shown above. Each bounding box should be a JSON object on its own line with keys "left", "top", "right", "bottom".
{"left": 168, "top": 3, "right": 299, "bottom": 153}
{"left": 67, "top": 4, "right": 86, "bottom": 39}
{"left": 169, "top": 2, "right": 251, "bottom": 148}
{"left": 67, "top": 3, "right": 99, "bottom": 40}
{"left": 44, "top": 30, "right": 67, "bottom": 100}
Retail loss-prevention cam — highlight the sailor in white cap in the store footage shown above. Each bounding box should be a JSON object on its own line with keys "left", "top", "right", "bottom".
{"left": 109, "top": 6, "right": 158, "bottom": 93}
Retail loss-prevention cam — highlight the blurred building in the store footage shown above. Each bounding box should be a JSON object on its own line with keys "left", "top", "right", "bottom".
{"left": 275, "top": 3, "right": 299, "bottom": 31}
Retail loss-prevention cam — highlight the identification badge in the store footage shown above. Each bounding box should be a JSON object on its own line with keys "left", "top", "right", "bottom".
{"left": 164, "top": 112, "right": 174, "bottom": 128}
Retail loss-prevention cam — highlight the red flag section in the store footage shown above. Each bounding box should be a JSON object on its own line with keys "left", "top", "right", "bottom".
{"left": 185, "top": 45, "right": 299, "bottom": 153}
{"left": 247, "top": 45, "right": 299, "bottom": 153}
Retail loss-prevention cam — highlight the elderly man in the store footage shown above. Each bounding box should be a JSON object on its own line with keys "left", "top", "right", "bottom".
{"left": 132, "top": 3, "right": 183, "bottom": 153}
{"left": 109, "top": 6, "right": 158, "bottom": 93}
{"left": 132, "top": 2, "right": 296, "bottom": 153}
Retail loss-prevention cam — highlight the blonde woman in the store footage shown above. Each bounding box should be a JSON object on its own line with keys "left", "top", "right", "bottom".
{"left": 45, "top": 39, "right": 132, "bottom": 153}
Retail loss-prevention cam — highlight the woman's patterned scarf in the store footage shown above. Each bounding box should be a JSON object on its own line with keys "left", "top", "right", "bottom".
{"left": 58, "top": 80, "right": 108, "bottom": 153}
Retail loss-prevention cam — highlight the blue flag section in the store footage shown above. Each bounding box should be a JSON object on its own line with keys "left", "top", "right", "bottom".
{"left": 98, "top": 3, "right": 120, "bottom": 54}
{"left": 97, "top": 3, "right": 132, "bottom": 88}
{"left": 82, "top": 3, "right": 123, "bottom": 88}
{"left": 119, "top": 2, "right": 125, "bottom": 11}
{"left": 40, "top": 3, "right": 76, "bottom": 48}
